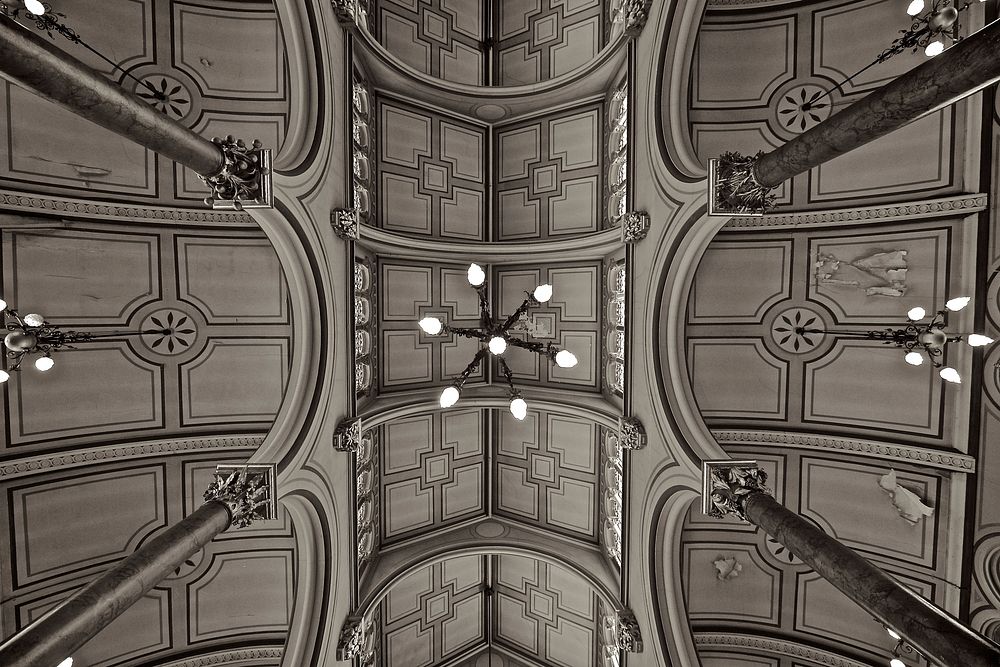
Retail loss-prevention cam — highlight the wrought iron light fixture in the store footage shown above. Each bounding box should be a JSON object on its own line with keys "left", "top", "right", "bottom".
{"left": 0, "top": 298, "right": 170, "bottom": 382}
{"left": 794, "top": 296, "right": 992, "bottom": 384}
{"left": 417, "top": 263, "right": 578, "bottom": 420}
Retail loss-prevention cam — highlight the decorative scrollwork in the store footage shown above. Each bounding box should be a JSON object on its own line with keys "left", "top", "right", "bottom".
{"left": 332, "top": 208, "right": 360, "bottom": 240}
{"left": 618, "top": 609, "right": 643, "bottom": 652}
{"left": 204, "top": 464, "right": 276, "bottom": 529}
{"left": 0, "top": 2, "right": 80, "bottom": 44}
{"left": 334, "top": 417, "right": 363, "bottom": 453}
{"left": 702, "top": 460, "right": 771, "bottom": 523}
{"left": 618, "top": 416, "right": 646, "bottom": 450}
{"left": 620, "top": 211, "right": 650, "bottom": 244}
{"left": 709, "top": 151, "right": 777, "bottom": 216}
{"left": 200, "top": 136, "right": 272, "bottom": 211}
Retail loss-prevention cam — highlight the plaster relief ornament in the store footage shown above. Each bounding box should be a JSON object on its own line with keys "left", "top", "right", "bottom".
{"left": 878, "top": 469, "right": 934, "bottom": 524}
{"left": 713, "top": 556, "right": 743, "bottom": 581}
{"left": 204, "top": 465, "right": 275, "bottom": 528}
{"left": 814, "top": 249, "right": 908, "bottom": 297}
{"left": 705, "top": 462, "right": 771, "bottom": 522}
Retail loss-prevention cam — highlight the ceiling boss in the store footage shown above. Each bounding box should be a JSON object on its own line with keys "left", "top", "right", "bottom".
{"left": 417, "top": 263, "right": 578, "bottom": 420}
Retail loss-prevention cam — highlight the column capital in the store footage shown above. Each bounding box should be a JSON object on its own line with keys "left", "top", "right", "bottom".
{"left": 618, "top": 416, "right": 646, "bottom": 450}
{"left": 336, "top": 616, "right": 373, "bottom": 661}
{"left": 620, "top": 211, "right": 650, "bottom": 244}
{"left": 204, "top": 464, "right": 277, "bottom": 528}
{"left": 332, "top": 0, "right": 369, "bottom": 29}
{"left": 334, "top": 417, "right": 364, "bottom": 452}
{"left": 619, "top": 0, "right": 651, "bottom": 38}
{"left": 332, "top": 208, "right": 360, "bottom": 240}
{"left": 708, "top": 152, "right": 777, "bottom": 217}
{"left": 618, "top": 609, "right": 643, "bottom": 652}
{"left": 200, "top": 136, "right": 272, "bottom": 211}
{"left": 702, "top": 460, "right": 770, "bottom": 522}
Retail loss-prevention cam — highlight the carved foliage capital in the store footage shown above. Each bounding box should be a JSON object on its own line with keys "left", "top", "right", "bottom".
{"left": 333, "top": 207, "right": 360, "bottom": 240}
{"left": 619, "top": 0, "right": 651, "bottom": 37}
{"left": 332, "top": 0, "right": 368, "bottom": 28}
{"left": 200, "top": 136, "right": 272, "bottom": 211}
{"left": 336, "top": 616, "right": 374, "bottom": 662}
{"left": 204, "top": 464, "right": 277, "bottom": 528}
{"left": 334, "top": 417, "right": 364, "bottom": 453}
{"left": 702, "top": 460, "right": 770, "bottom": 522}
{"left": 621, "top": 211, "right": 650, "bottom": 244}
{"left": 709, "top": 152, "right": 776, "bottom": 216}
{"left": 618, "top": 609, "right": 643, "bottom": 652}
{"left": 618, "top": 416, "right": 646, "bottom": 450}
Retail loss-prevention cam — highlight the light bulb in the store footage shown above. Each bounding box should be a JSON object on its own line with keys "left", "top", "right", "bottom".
{"left": 906, "top": 0, "right": 925, "bottom": 14}
{"left": 904, "top": 351, "right": 923, "bottom": 366}
{"left": 533, "top": 284, "right": 553, "bottom": 303}
{"left": 418, "top": 317, "right": 443, "bottom": 335}
{"left": 967, "top": 334, "right": 994, "bottom": 347}
{"left": 945, "top": 296, "right": 971, "bottom": 311}
{"left": 467, "top": 263, "right": 486, "bottom": 287}
{"left": 924, "top": 40, "right": 945, "bottom": 56}
{"left": 57, "top": 659, "right": 73, "bottom": 667}
{"left": 439, "top": 385, "right": 460, "bottom": 408}
{"left": 886, "top": 628, "right": 901, "bottom": 641}
{"left": 488, "top": 336, "right": 507, "bottom": 355}
{"left": 34, "top": 356, "right": 54, "bottom": 372}
{"left": 890, "top": 659, "right": 905, "bottom": 667}
{"left": 906, "top": 306, "right": 926, "bottom": 321}
{"left": 0, "top": 298, "right": 6, "bottom": 311}
{"left": 555, "top": 349, "right": 578, "bottom": 368}
{"left": 23, "top": 0, "right": 46, "bottom": 15}
{"left": 939, "top": 366, "right": 961, "bottom": 383}
{"left": 509, "top": 397, "right": 527, "bottom": 420}
{"left": 0, "top": 370, "right": 8, "bottom": 383}
{"left": 23, "top": 313, "right": 44, "bottom": 327}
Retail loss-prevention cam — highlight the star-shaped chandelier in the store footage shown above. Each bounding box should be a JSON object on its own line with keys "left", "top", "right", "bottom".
{"left": 417, "top": 263, "right": 578, "bottom": 420}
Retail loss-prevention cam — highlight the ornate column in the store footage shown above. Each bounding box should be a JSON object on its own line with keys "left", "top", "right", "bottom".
{"left": 0, "top": 13, "right": 271, "bottom": 210}
{"left": 709, "top": 18, "right": 1000, "bottom": 215}
{"left": 703, "top": 461, "right": 1000, "bottom": 666}
{"left": 0, "top": 465, "right": 276, "bottom": 665}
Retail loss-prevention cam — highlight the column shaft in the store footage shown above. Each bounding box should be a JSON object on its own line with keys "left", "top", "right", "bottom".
{"left": 0, "top": 13, "right": 223, "bottom": 176}
{"left": 0, "top": 500, "right": 232, "bottom": 666}
{"left": 745, "top": 492, "right": 1000, "bottom": 667}
{"left": 754, "top": 18, "right": 1000, "bottom": 188}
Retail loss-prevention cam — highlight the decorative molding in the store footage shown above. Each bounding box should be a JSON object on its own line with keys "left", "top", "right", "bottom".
{"left": 620, "top": 211, "right": 650, "bottom": 244}
{"left": 200, "top": 137, "right": 273, "bottom": 211}
{"left": 0, "top": 190, "right": 256, "bottom": 225}
{"left": 724, "top": 193, "right": 988, "bottom": 229}
{"left": 0, "top": 435, "right": 266, "bottom": 480}
{"left": 701, "top": 460, "right": 770, "bottom": 522}
{"left": 708, "top": 152, "right": 774, "bottom": 216}
{"left": 205, "top": 464, "right": 278, "bottom": 528}
{"left": 335, "top": 616, "right": 365, "bottom": 661}
{"left": 332, "top": 207, "right": 360, "bottom": 240}
{"left": 694, "top": 633, "right": 870, "bottom": 667}
{"left": 156, "top": 648, "right": 284, "bottom": 667}
{"left": 334, "top": 417, "right": 364, "bottom": 453}
{"left": 712, "top": 429, "right": 976, "bottom": 473}
{"left": 332, "top": 0, "right": 369, "bottom": 28}
{"left": 618, "top": 416, "right": 647, "bottom": 450}
{"left": 619, "top": 0, "right": 652, "bottom": 38}
{"left": 618, "top": 608, "right": 643, "bottom": 652}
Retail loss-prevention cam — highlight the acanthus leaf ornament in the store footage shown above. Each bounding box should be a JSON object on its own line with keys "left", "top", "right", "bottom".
{"left": 200, "top": 136, "right": 272, "bottom": 211}
{"left": 617, "top": 0, "right": 651, "bottom": 38}
{"left": 334, "top": 417, "right": 363, "bottom": 453}
{"left": 709, "top": 151, "right": 777, "bottom": 216}
{"left": 618, "top": 609, "right": 643, "bottom": 652}
{"left": 332, "top": 207, "right": 360, "bottom": 240}
{"left": 336, "top": 616, "right": 373, "bottom": 662}
{"left": 702, "top": 460, "right": 771, "bottom": 522}
{"left": 620, "top": 211, "right": 650, "bottom": 244}
{"left": 332, "top": 0, "right": 370, "bottom": 29}
{"left": 204, "top": 464, "right": 277, "bottom": 529}
{"left": 618, "top": 416, "right": 646, "bottom": 450}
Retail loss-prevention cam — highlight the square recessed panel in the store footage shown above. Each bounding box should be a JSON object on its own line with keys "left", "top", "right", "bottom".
{"left": 532, "top": 14, "right": 558, "bottom": 43}
{"left": 423, "top": 163, "right": 449, "bottom": 192}
{"left": 531, "top": 454, "right": 555, "bottom": 482}
{"left": 423, "top": 11, "right": 449, "bottom": 43}
{"left": 533, "top": 164, "right": 557, "bottom": 193}
{"left": 425, "top": 591, "right": 450, "bottom": 622}
{"left": 424, "top": 454, "right": 450, "bottom": 483}
{"left": 529, "top": 590, "right": 555, "bottom": 622}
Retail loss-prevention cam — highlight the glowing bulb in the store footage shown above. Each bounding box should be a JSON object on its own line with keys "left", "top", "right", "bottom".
{"left": 0, "top": 370, "right": 8, "bottom": 383}
{"left": 533, "top": 284, "right": 553, "bottom": 303}
{"left": 418, "top": 317, "right": 443, "bottom": 335}
{"left": 23, "top": 0, "right": 46, "bottom": 15}
{"left": 967, "top": 334, "right": 994, "bottom": 347}
{"left": 890, "top": 659, "right": 906, "bottom": 667}
{"left": 886, "top": 628, "right": 901, "bottom": 641}
{"left": 945, "top": 296, "right": 971, "bottom": 311}
{"left": 439, "top": 385, "right": 460, "bottom": 408}
{"left": 924, "top": 40, "right": 945, "bottom": 56}
{"left": 488, "top": 336, "right": 507, "bottom": 355}
{"left": 906, "top": 306, "right": 926, "bottom": 321}
{"left": 555, "top": 349, "right": 578, "bottom": 368}
{"left": 939, "top": 366, "right": 961, "bottom": 383}
{"left": 509, "top": 397, "right": 527, "bottom": 420}
{"left": 57, "top": 659, "right": 73, "bottom": 667}
{"left": 467, "top": 263, "right": 486, "bottom": 286}
{"left": 0, "top": 298, "right": 6, "bottom": 311}
{"left": 906, "top": 0, "right": 925, "bottom": 14}
{"left": 904, "top": 351, "right": 924, "bottom": 366}
{"left": 34, "top": 356, "right": 54, "bottom": 372}
{"left": 23, "top": 313, "right": 44, "bottom": 327}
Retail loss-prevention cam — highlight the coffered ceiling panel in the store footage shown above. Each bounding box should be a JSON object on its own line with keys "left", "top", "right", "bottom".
{"left": 0, "top": 0, "right": 290, "bottom": 206}
{"left": 376, "top": 0, "right": 484, "bottom": 85}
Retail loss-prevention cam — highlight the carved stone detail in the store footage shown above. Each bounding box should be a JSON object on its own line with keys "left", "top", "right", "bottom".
{"left": 708, "top": 152, "right": 777, "bottom": 216}
{"left": 620, "top": 211, "right": 650, "bottom": 244}
{"left": 333, "top": 207, "right": 360, "bottom": 240}
{"left": 200, "top": 136, "right": 272, "bottom": 211}
{"left": 618, "top": 609, "right": 643, "bottom": 652}
{"left": 336, "top": 617, "right": 365, "bottom": 660}
{"left": 694, "top": 633, "right": 870, "bottom": 667}
{"left": 204, "top": 464, "right": 277, "bottom": 528}
{"left": 702, "top": 460, "right": 770, "bottom": 522}
{"left": 618, "top": 416, "right": 646, "bottom": 450}
{"left": 618, "top": 0, "right": 651, "bottom": 37}
{"left": 334, "top": 417, "right": 364, "bottom": 453}
{"left": 333, "top": 0, "right": 369, "bottom": 28}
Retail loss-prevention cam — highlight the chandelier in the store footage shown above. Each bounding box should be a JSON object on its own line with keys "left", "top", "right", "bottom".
{"left": 794, "top": 296, "right": 992, "bottom": 384}
{"left": 417, "top": 263, "right": 578, "bottom": 420}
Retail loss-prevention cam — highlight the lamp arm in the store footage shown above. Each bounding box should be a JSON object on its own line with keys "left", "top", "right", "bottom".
{"left": 453, "top": 349, "right": 488, "bottom": 389}
{"left": 444, "top": 325, "right": 488, "bottom": 341}
{"left": 499, "top": 293, "right": 539, "bottom": 332}
{"left": 497, "top": 357, "right": 517, "bottom": 393}
{"left": 475, "top": 285, "right": 492, "bottom": 329}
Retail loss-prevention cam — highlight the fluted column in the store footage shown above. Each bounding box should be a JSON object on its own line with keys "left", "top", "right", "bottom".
{"left": 0, "top": 12, "right": 271, "bottom": 210}
{"left": 0, "top": 465, "right": 276, "bottom": 666}
{"left": 703, "top": 461, "right": 1000, "bottom": 667}
{"left": 709, "top": 18, "right": 1000, "bottom": 215}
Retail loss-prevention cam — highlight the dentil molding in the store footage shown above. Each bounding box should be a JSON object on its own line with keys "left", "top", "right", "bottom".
{"left": 156, "top": 647, "right": 284, "bottom": 666}
{"left": 694, "top": 633, "right": 869, "bottom": 667}
{"left": 1, "top": 190, "right": 256, "bottom": 226}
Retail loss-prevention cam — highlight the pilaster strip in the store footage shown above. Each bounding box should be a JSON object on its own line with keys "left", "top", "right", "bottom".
{"left": 712, "top": 429, "right": 975, "bottom": 473}
{"left": 694, "top": 633, "right": 869, "bottom": 667}
{"left": 0, "top": 190, "right": 256, "bottom": 225}
{"left": 723, "top": 193, "right": 987, "bottom": 229}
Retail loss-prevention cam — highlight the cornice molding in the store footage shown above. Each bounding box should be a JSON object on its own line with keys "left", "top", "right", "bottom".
{"left": 723, "top": 193, "right": 987, "bottom": 230}
{"left": 712, "top": 429, "right": 975, "bottom": 473}
{"left": 0, "top": 434, "right": 266, "bottom": 480}
{"left": 705, "top": 0, "right": 811, "bottom": 8}
{"left": 1, "top": 190, "right": 256, "bottom": 226}
{"left": 156, "top": 647, "right": 284, "bottom": 666}
{"left": 694, "top": 633, "right": 869, "bottom": 667}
